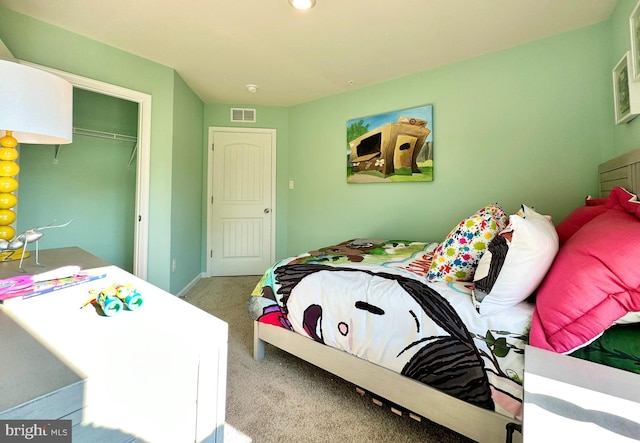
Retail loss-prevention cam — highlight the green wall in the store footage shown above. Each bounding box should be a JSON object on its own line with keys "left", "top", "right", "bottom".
{"left": 203, "top": 19, "right": 614, "bottom": 261}
{"left": 0, "top": 7, "right": 203, "bottom": 292}
{"left": 206, "top": 15, "right": 629, "bottom": 262}
{"left": 18, "top": 89, "right": 138, "bottom": 271}
{"left": 283, "top": 23, "right": 612, "bottom": 255}
{"left": 170, "top": 73, "right": 204, "bottom": 294}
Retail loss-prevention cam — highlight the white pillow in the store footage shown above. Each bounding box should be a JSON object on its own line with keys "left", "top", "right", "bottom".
{"left": 472, "top": 205, "right": 559, "bottom": 315}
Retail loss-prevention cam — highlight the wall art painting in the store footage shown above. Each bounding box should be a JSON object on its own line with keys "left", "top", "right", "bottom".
{"left": 630, "top": 0, "right": 640, "bottom": 81}
{"left": 346, "top": 104, "right": 433, "bottom": 183}
{"left": 613, "top": 52, "right": 639, "bottom": 125}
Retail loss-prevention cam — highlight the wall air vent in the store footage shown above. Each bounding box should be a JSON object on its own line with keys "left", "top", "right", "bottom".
{"left": 230, "top": 108, "right": 256, "bottom": 123}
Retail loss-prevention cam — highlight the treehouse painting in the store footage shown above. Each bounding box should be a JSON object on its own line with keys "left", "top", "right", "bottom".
{"left": 347, "top": 105, "right": 433, "bottom": 183}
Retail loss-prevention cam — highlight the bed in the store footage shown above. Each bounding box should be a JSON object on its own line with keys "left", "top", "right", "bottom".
{"left": 248, "top": 148, "right": 640, "bottom": 443}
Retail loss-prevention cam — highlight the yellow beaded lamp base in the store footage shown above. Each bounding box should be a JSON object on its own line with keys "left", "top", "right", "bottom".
{"left": 0, "top": 130, "right": 19, "bottom": 243}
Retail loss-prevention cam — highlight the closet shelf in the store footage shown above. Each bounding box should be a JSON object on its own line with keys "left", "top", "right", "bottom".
{"left": 54, "top": 127, "right": 139, "bottom": 165}
{"left": 73, "top": 127, "right": 138, "bottom": 143}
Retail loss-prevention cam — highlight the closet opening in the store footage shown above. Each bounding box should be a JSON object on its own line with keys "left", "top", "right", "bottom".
{"left": 15, "top": 61, "right": 151, "bottom": 279}
{"left": 18, "top": 89, "right": 138, "bottom": 272}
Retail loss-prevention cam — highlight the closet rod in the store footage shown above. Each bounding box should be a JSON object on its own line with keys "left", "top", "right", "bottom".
{"left": 73, "top": 127, "right": 138, "bottom": 143}
{"left": 53, "top": 128, "right": 139, "bottom": 164}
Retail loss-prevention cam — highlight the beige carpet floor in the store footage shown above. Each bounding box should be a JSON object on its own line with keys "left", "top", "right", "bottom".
{"left": 182, "top": 275, "right": 475, "bottom": 443}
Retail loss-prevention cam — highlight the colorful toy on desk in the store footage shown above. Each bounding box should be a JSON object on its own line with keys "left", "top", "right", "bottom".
{"left": 113, "top": 283, "right": 144, "bottom": 311}
{"left": 95, "top": 287, "right": 123, "bottom": 317}
{"left": 88, "top": 283, "right": 143, "bottom": 316}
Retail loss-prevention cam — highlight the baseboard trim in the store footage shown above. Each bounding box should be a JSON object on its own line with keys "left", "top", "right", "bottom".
{"left": 176, "top": 272, "right": 205, "bottom": 297}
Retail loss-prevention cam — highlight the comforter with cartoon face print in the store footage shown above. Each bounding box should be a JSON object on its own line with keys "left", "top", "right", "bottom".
{"left": 247, "top": 239, "right": 533, "bottom": 420}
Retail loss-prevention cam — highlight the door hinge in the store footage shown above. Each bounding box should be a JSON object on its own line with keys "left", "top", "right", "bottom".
{"left": 211, "top": 143, "right": 214, "bottom": 151}
{"left": 210, "top": 250, "right": 213, "bottom": 258}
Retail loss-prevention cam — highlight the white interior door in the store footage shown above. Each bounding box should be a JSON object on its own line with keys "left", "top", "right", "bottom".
{"left": 207, "top": 128, "right": 275, "bottom": 276}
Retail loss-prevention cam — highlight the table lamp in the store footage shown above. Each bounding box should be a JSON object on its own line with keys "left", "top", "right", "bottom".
{"left": 0, "top": 59, "right": 73, "bottom": 242}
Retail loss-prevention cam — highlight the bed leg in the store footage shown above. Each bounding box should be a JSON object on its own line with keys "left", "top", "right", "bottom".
{"left": 505, "top": 422, "right": 522, "bottom": 443}
{"left": 253, "top": 321, "right": 265, "bottom": 361}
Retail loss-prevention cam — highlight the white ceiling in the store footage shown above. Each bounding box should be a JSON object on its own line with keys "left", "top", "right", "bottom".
{"left": 0, "top": 0, "right": 618, "bottom": 106}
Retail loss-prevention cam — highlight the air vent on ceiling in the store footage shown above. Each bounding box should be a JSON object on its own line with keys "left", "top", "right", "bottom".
{"left": 230, "top": 108, "right": 256, "bottom": 123}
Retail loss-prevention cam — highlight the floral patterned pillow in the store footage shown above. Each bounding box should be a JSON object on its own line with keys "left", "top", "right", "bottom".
{"left": 427, "top": 203, "right": 507, "bottom": 282}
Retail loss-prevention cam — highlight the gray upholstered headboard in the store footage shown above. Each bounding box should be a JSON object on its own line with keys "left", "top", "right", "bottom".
{"left": 598, "top": 148, "right": 640, "bottom": 197}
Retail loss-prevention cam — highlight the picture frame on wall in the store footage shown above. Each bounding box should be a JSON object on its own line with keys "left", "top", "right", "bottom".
{"left": 346, "top": 104, "right": 433, "bottom": 184}
{"left": 613, "top": 51, "right": 640, "bottom": 125}
{"left": 630, "top": 0, "right": 640, "bottom": 81}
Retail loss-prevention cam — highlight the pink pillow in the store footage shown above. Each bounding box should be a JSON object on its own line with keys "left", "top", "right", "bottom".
{"left": 585, "top": 196, "right": 606, "bottom": 206}
{"left": 530, "top": 208, "right": 640, "bottom": 353}
{"left": 555, "top": 205, "right": 608, "bottom": 245}
{"left": 554, "top": 187, "right": 639, "bottom": 245}
{"left": 605, "top": 186, "right": 640, "bottom": 216}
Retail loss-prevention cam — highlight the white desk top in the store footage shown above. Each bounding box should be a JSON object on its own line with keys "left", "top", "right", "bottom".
{"left": 524, "top": 345, "right": 640, "bottom": 442}
{"left": 1, "top": 255, "right": 228, "bottom": 442}
{"left": 0, "top": 247, "right": 108, "bottom": 415}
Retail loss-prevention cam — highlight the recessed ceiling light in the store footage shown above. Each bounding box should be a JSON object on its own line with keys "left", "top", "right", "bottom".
{"left": 289, "top": 0, "right": 316, "bottom": 10}
{"left": 246, "top": 84, "right": 258, "bottom": 93}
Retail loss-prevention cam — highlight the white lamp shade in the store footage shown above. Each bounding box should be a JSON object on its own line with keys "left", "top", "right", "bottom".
{"left": 0, "top": 60, "right": 72, "bottom": 145}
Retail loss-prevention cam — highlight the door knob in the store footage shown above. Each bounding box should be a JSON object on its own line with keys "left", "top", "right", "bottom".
{"left": 264, "top": 208, "right": 271, "bottom": 214}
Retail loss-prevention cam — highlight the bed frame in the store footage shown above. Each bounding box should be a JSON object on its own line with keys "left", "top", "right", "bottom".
{"left": 598, "top": 148, "right": 640, "bottom": 197}
{"left": 253, "top": 147, "right": 640, "bottom": 443}
{"left": 254, "top": 321, "right": 520, "bottom": 442}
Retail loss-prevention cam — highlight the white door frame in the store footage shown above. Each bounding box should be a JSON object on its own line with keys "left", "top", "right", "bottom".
{"left": 206, "top": 126, "right": 276, "bottom": 277}
{"left": 20, "top": 60, "right": 151, "bottom": 280}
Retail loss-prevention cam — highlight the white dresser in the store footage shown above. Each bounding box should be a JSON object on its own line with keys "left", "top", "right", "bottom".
{"left": 523, "top": 345, "right": 640, "bottom": 442}
{"left": 0, "top": 248, "right": 228, "bottom": 442}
